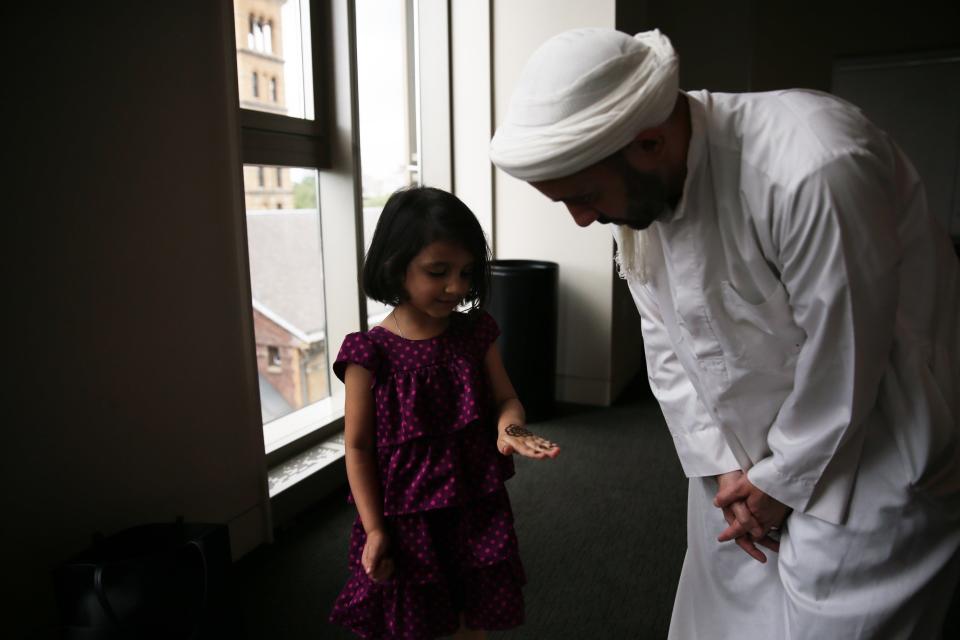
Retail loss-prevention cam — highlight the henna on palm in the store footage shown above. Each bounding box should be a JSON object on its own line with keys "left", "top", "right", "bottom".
{"left": 504, "top": 424, "right": 533, "bottom": 437}
{"left": 505, "top": 424, "right": 557, "bottom": 451}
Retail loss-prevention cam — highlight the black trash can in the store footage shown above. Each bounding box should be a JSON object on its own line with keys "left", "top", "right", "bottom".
{"left": 487, "top": 260, "right": 558, "bottom": 423}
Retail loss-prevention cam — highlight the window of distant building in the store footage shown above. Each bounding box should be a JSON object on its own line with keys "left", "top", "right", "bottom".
{"left": 257, "top": 166, "right": 264, "bottom": 187}
{"left": 246, "top": 16, "right": 273, "bottom": 54}
{"left": 270, "top": 77, "right": 278, "bottom": 102}
{"left": 268, "top": 346, "right": 281, "bottom": 369}
{"left": 252, "top": 71, "right": 259, "bottom": 98}
{"left": 254, "top": 16, "right": 264, "bottom": 51}
{"left": 276, "top": 167, "right": 283, "bottom": 186}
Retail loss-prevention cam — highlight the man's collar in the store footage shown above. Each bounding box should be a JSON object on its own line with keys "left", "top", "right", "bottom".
{"left": 670, "top": 91, "right": 706, "bottom": 223}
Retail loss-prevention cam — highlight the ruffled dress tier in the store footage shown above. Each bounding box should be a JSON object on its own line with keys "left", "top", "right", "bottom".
{"left": 329, "top": 311, "right": 526, "bottom": 639}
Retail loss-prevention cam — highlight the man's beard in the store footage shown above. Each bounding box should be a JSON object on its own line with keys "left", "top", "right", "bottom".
{"left": 597, "top": 159, "right": 676, "bottom": 230}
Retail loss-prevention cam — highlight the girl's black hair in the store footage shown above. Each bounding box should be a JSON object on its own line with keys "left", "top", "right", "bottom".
{"left": 362, "top": 186, "right": 491, "bottom": 312}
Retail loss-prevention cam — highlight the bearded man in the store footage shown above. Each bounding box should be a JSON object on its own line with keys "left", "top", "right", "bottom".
{"left": 490, "top": 27, "right": 960, "bottom": 639}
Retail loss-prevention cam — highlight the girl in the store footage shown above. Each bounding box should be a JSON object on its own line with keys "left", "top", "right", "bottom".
{"left": 329, "top": 186, "right": 560, "bottom": 639}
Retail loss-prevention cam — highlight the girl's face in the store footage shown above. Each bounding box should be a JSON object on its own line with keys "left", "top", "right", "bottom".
{"left": 402, "top": 240, "right": 475, "bottom": 319}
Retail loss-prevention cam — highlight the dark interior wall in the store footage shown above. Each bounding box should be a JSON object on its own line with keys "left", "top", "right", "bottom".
{"left": 620, "top": 0, "right": 755, "bottom": 91}
{"left": 751, "top": 2, "right": 960, "bottom": 92}
{"left": 618, "top": 0, "right": 960, "bottom": 92}
{"left": 616, "top": 1, "right": 960, "bottom": 239}
{"left": 7, "top": 3, "right": 267, "bottom": 635}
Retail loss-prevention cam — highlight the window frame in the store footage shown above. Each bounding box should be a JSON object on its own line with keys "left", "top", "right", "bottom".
{"left": 236, "top": 0, "right": 349, "bottom": 466}
{"left": 239, "top": 1, "right": 332, "bottom": 169}
{"left": 230, "top": 0, "right": 468, "bottom": 505}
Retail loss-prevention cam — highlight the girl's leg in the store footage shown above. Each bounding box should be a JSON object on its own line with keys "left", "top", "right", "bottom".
{"left": 452, "top": 614, "right": 486, "bottom": 639}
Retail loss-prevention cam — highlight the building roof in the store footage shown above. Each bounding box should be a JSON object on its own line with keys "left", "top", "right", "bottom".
{"left": 246, "top": 209, "right": 326, "bottom": 340}
{"left": 258, "top": 373, "right": 294, "bottom": 424}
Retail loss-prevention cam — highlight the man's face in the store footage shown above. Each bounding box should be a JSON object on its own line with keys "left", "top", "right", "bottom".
{"left": 531, "top": 155, "right": 674, "bottom": 230}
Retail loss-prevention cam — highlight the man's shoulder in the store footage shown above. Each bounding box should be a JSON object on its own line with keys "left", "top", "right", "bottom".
{"left": 694, "top": 88, "right": 857, "bottom": 120}
{"left": 696, "top": 89, "right": 883, "bottom": 188}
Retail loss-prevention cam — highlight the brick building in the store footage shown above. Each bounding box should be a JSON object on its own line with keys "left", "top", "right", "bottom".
{"left": 247, "top": 210, "right": 329, "bottom": 423}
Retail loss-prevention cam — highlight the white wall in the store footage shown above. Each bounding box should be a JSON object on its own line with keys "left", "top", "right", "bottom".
{"left": 491, "top": 0, "right": 626, "bottom": 405}
{"left": 451, "top": 0, "right": 494, "bottom": 239}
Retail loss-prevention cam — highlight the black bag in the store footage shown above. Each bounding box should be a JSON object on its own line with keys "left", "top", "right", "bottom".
{"left": 53, "top": 519, "right": 231, "bottom": 639}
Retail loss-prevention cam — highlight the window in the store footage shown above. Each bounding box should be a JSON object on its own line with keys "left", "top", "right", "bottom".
{"left": 268, "top": 345, "right": 281, "bottom": 369}
{"left": 254, "top": 17, "right": 264, "bottom": 51}
{"left": 237, "top": 0, "right": 314, "bottom": 119}
{"left": 247, "top": 15, "right": 273, "bottom": 54}
{"left": 232, "top": 0, "right": 452, "bottom": 475}
{"left": 234, "top": 0, "right": 335, "bottom": 455}
{"left": 356, "top": 0, "right": 420, "bottom": 326}
{"left": 246, "top": 176, "right": 327, "bottom": 422}
{"left": 264, "top": 21, "right": 274, "bottom": 54}
{"left": 245, "top": 166, "right": 328, "bottom": 423}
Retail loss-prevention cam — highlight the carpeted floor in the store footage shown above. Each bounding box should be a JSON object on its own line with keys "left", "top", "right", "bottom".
{"left": 232, "top": 376, "right": 960, "bottom": 639}
{"left": 235, "top": 380, "right": 688, "bottom": 639}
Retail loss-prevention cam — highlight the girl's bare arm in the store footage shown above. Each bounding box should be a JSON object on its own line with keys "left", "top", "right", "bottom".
{"left": 484, "top": 344, "right": 559, "bottom": 459}
{"left": 343, "top": 363, "right": 385, "bottom": 534}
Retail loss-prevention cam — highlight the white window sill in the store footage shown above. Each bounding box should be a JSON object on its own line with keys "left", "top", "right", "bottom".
{"left": 263, "top": 395, "right": 344, "bottom": 455}
{"left": 268, "top": 430, "right": 345, "bottom": 497}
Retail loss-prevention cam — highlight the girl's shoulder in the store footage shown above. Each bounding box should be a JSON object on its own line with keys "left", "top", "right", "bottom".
{"left": 333, "top": 312, "right": 501, "bottom": 383}
{"left": 436, "top": 311, "right": 500, "bottom": 362}
{"left": 450, "top": 310, "right": 501, "bottom": 355}
{"left": 341, "top": 323, "right": 408, "bottom": 350}
{"left": 333, "top": 329, "right": 388, "bottom": 383}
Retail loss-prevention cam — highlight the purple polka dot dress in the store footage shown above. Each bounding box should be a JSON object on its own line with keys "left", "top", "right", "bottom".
{"left": 329, "top": 311, "right": 526, "bottom": 639}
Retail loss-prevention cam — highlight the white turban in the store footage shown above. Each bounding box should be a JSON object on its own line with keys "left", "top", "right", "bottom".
{"left": 490, "top": 28, "right": 679, "bottom": 182}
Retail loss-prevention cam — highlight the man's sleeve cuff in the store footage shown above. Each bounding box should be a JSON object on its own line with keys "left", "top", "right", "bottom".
{"left": 746, "top": 458, "right": 816, "bottom": 514}
{"left": 672, "top": 427, "right": 740, "bottom": 478}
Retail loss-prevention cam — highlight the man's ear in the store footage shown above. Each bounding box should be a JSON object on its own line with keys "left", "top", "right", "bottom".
{"left": 629, "top": 130, "right": 664, "bottom": 155}
{"left": 621, "top": 130, "right": 665, "bottom": 170}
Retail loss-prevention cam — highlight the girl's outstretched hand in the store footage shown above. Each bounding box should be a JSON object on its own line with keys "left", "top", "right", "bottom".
{"left": 497, "top": 424, "right": 560, "bottom": 459}
{"left": 361, "top": 529, "right": 394, "bottom": 583}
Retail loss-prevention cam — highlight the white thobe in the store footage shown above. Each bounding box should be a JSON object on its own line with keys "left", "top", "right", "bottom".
{"left": 624, "top": 89, "right": 960, "bottom": 639}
